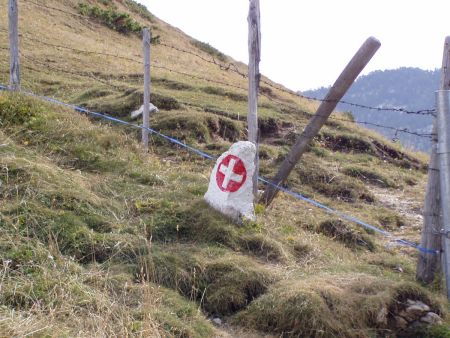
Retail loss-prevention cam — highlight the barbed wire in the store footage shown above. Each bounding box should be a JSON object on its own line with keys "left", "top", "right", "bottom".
{"left": 2, "top": 82, "right": 439, "bottom": 255}
{"left": 22, "top": 35, "right": 141, "bottom": 64}
{"left": 17, "top": 0, "right": 437, "bottom": 117}
{"left": 298, "top": 94, "right": 436, "bottom": 116}
{"left": 18, "top": 51, "right": 434, "bottom": 140}
{"left": 178, "top": 98, "right": 434, "bottom": 140}
{"left": 157, "top": 43, "right": 437, "bottom": 116}
{"left": 158, "top": 42, "right": 245, "bottom": 76}
{"left": 149, "top": 39, "right": 437, "bottom": 116}
{"left": 1, "top": 25, "right": 434, "bottom": 139}
{"left": 22, "top": 0, "right": 86, "bottom": 19}
{"left": 328, "top": 116, "right": 434, "bottom": 139}
{"left": 20, "top": 54, "right": 128, "bottom": 90}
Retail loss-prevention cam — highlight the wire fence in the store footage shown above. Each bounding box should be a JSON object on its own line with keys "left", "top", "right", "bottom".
{"left": 0, "top": 0, "right": 441, "bottom": 257}
{"left": 0, "top": 83, "right": 438, "bottom": 255}
{"left": 0, "top": 28, "right": 435, "bottom": 142}
{"left": 10, "top": 0, "right": 439, "bottom": 117}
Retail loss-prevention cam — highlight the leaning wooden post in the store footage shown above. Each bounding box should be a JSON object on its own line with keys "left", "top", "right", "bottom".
{"left": 262, "top": 37, "right": 381, "bottom": 206}
{"left": 8, "top": 0, "right": 20, "bottom": 91}
{"left": 142, "top": 28, "right": 151, "bottom": 152}
{"left": 417, "top": 37, "right": 450, "bottom": 284}
{"left": 248, "top": 0, "right": 261, "bottom": 196}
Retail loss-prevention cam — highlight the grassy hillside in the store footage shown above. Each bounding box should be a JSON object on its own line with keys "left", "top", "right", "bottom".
{"left": 0, "top": 0, "right": 448, "bottom": 337}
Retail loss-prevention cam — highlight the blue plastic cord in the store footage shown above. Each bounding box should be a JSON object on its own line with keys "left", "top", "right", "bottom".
{"left": 0, "top": 84, "right": 439, "bottom": 255}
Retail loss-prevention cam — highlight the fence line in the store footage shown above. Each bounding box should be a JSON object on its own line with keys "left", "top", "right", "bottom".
{"left": 22, "top": 0, "right": 87, "bottom": 19}
{"left": 14, "top": 50, "right": 435, "bottom": 140}
{"left": 0, "top": 5, "right": 436, "bottom": 117}
{"left": 0, "top": 83, "right": 439, "bottom": 255}
{"left": 20, "top": 54, "right": 127, "bottom": 90}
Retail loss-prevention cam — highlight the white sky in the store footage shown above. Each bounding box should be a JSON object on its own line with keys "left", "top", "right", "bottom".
{"left": 137, "top": 0, "right": 449, "bottom": 91}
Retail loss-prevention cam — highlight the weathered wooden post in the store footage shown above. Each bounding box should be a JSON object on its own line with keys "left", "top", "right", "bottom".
{"left": 142, "top": 28, "right": 151, "bottom": 151}
{"left": 416, "top": 37, "right": 450, "bottom": 284}
{"left": 436, "top": 90, "right": 450, "bottom": 300}
{"left": 8, "top": 0, "right": 20, "bottom": 91}
{"left": 262, "top": 37, "right": 381, "bottom": 206}
{"left": 248, "top": 0, "right": 261, "bottom": 196}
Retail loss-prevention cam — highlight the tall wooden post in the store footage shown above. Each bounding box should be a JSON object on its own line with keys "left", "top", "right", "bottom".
{"left": 8, "top": 0, "right": 20, "bottom": 91}
{"left": 261, "top": 37, "right": 381, "bottom": 206}
{"left": 142, "top": 28, "right": 151, "bottom": 151}
{"left": 436, "top": 89, "right": 450, "bottom": 300}
{"left": 248, "top": 0, "right": 261, "bottom": 196}
{"left": 416, "top": 37, "right": 450, "bottom": 284}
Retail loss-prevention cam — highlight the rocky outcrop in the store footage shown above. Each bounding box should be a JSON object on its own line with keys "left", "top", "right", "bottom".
{"left": 388, "top": 299, "right": 442, "bottom": 332}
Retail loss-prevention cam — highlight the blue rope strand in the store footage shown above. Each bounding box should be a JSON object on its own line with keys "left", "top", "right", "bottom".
{"left": 0, "top": 84, "right": 438, "bottom": 255}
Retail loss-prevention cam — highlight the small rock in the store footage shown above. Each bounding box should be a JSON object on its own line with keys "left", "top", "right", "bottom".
{"left": 130, "top": 103, "right": 159, "bottom": 119}
{"left": 394, "top": 315, "right": 408, "bottom": 329}
{"left": 376, "top": 306, "right": 388, "bottom": 325}
{"left": 212, "top": 317, "right": 222, "bottom": 326}
{"left": 406, "top": 299, "right": 430, "bottom": 312}
{"left": 394, "top": 266, "right": 404, "bottom": 273}
{"left": 404, "top": 302, "right": 431, "bottom": 319}
{"left": 406, "top": 299, "right": 415, "bottom": 306}
{"left": 409, "top": 320, "right": 424, "bottom": 330}
{"left": 420, "top": 312, "right": 442, "bottom": 325}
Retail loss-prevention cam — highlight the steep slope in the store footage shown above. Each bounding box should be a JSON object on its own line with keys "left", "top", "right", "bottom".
{"left": 0, "top": 1, "right": 448, "bottom": 337}
{"left": 302, "top": 68, "right": 439, "bottom": 152}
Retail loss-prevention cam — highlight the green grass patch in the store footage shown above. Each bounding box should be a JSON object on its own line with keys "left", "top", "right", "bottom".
{"left": 317, "top": 219, "right": 376, "bottom": 251}
{"left": 140, "top": 249, "right": 275, "bottom": 316}
{"left": 201, "top": 86, "right": 247, "bottom": 102}
{"left": 78, "top": 3, "right": 143, "bottom": 34}
{"left": 191, "top": 40, "right": 227, "bottom": 62}
{"left": 342, "top": 165, "right": 397, "bottom": 188}
{"left": 235, "top": 275, "right": 444, "bottom": 338}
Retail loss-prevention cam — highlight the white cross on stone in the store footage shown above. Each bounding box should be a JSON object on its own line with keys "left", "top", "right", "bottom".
{"left": 219, "top": 159, "right": 244, "bottom": 189}
{"left": 204, "top": 141, "right": 256, "bottom": 221}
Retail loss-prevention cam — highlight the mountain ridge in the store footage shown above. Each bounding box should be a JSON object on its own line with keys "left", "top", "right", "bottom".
{"left": 302, "top": 67, "right": 439, "bottom": 152}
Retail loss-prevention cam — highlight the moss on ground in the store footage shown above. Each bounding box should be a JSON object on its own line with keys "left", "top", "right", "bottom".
{"left": 235, "top": 275, "right": 445, "bottom": 338}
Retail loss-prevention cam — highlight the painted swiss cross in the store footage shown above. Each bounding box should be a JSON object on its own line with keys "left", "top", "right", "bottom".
{"left": 215, "top": 154, "right": 247, "bottom": 192}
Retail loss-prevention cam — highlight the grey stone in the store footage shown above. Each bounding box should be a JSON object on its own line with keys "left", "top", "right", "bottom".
{"left": 404, "top": 302, "right": 431, "bottom": 319}
{"left": 131, "top": 103, "right": 159, "bottom": 119}
{"left": 420, "top": 312, "right": 443, "bottom": 325}
{"left": 409, "top": 320, "right": 425, "bottom": 330}
{"left": 394, "top": 266, "right": 404, "bottom": 273}
{"left": 212, "top": 317, "right": 222, "bottom": 326}
{"left": 204, "top": 141, "right": 256, "bottom": 221}
{"left": 406, "top": 299, "right": 430, "bottom": 312}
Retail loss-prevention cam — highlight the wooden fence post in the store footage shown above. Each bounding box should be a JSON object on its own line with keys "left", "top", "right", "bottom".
{"left": 8, "top": 0, "right": 20, "bottom": 91}
{"left": 248, "top": 0, "right": 261, "bottom": 196}
{"left": 261, "top": 37, "right": 381, "bottom": 206}
{"left": 142, "top": 28, "right": 151, "bottom": 151}
{"left": 417, "top": 36, "right": 450, "bottom": 284}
